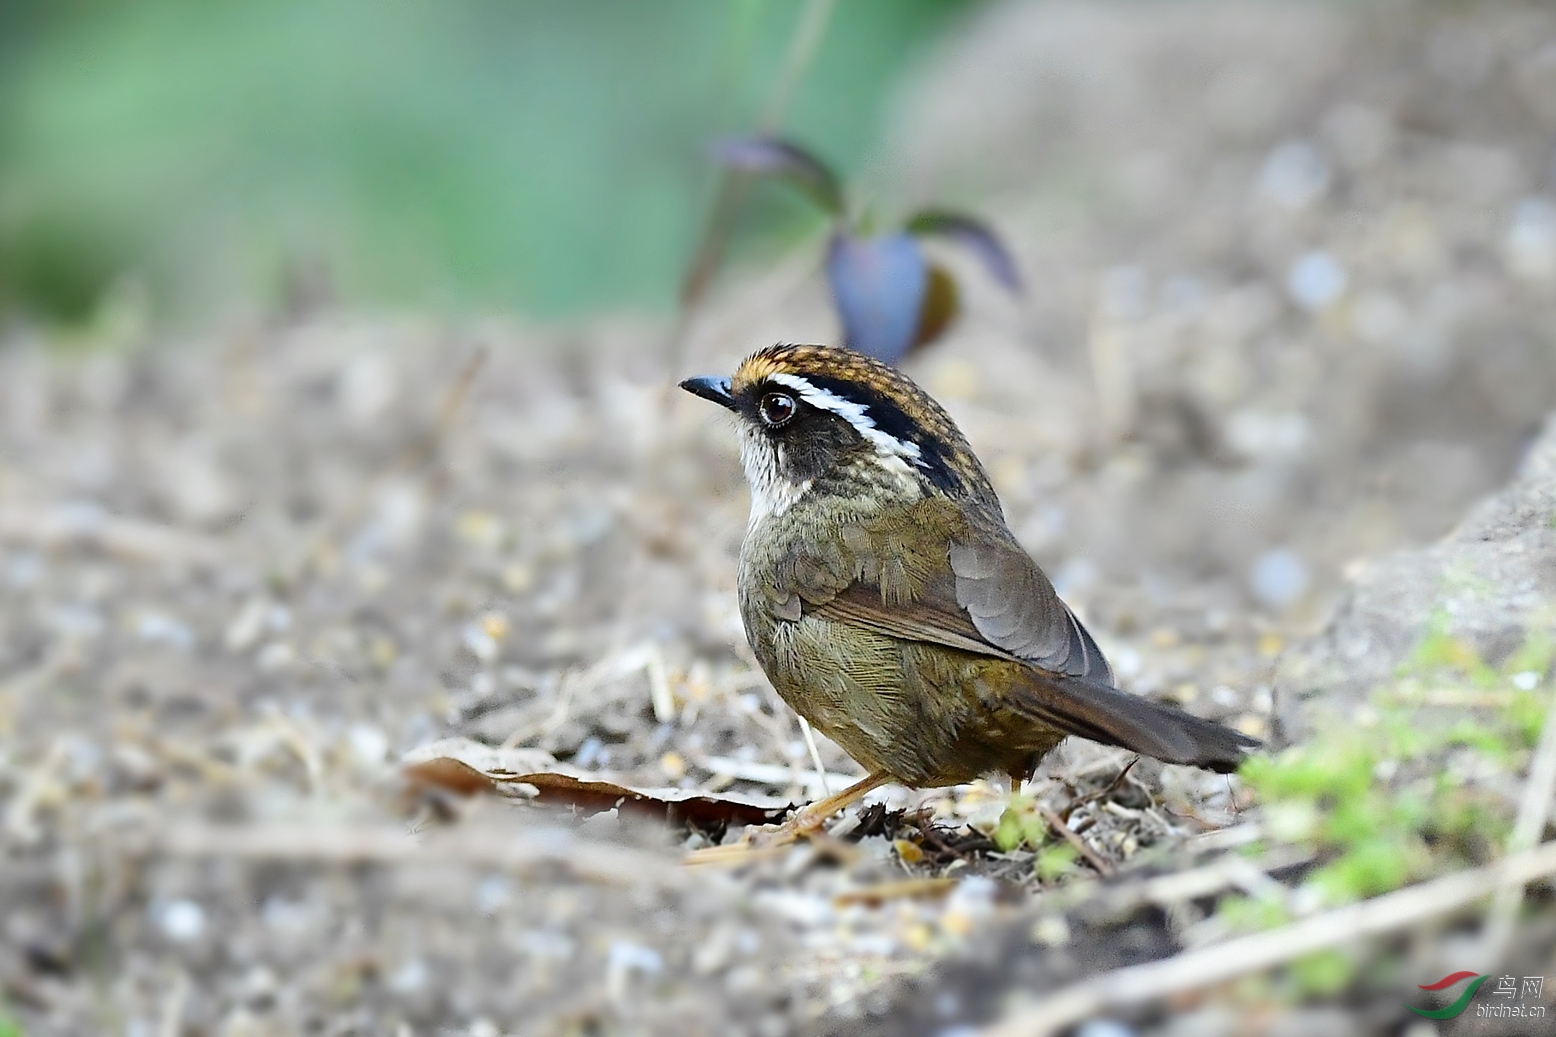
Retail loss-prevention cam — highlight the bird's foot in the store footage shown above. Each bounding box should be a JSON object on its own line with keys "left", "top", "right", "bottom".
{"left": 682, "top": 810, "right": 829, "bottom": 867}
{"left": 682, "top": 770, "right": 894, "bottom": 867}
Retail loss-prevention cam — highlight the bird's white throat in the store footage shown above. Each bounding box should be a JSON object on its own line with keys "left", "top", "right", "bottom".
{"left": 739, "top": 428, "right": 811, "bottom": 528}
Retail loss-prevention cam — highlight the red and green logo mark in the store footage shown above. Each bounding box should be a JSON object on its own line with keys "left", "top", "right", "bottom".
{"left": 1405, "top": 972, "right": 1488, "bottom": 1019}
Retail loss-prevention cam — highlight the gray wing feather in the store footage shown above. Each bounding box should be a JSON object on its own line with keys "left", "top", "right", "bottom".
{"left": 948, "top": 529, "right": 1110, "bottom": 682}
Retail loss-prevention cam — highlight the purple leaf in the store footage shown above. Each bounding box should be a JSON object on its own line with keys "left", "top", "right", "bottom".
{"left": 826, "top": 232, "right": 928, "bottom": 366}
{"left": 709, "top": 135, "right": 844, "bottom": 216}
{"left": 905, "top": 210, "right": 1022, "bottom": 292}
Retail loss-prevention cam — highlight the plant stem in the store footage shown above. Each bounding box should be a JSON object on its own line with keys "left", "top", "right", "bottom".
{"left": 667, "top": 0, "right": 838, "bottom": 376}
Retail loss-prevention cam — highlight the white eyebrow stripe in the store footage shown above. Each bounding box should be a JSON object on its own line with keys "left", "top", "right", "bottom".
{"left": 766, "top": 372, "right": 923, "bottom": 462}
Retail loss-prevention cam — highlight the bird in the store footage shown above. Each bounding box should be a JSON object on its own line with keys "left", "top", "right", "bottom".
{"left": 679, "top": 343, "right": 1258, "bottom": 856}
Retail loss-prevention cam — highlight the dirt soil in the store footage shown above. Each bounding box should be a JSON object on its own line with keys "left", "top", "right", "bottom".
{"left": 6, "top": 1, "right": 1556, "bottom": 1034}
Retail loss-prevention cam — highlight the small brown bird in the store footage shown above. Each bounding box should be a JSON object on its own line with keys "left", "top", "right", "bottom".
{"left": 681, "top": 344, "right": 1256, "bottom": 849}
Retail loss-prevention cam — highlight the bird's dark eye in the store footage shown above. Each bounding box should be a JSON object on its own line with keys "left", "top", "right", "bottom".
{"left": 758, "top": 392, "right": 797, "bottom": 427}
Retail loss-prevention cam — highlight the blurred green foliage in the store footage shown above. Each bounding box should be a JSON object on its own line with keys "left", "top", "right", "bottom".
{"left": 0, "top": 0, "right": 974, "bottom": 324}
{"left": 1214, "top": 620, "right": 1551, "bottom": 1003}
{"left": 991, "top": 794, "right": 1083, "bottom": 881}
{"left": 1228, "top": 618, "right": 1547, "bottom": 950}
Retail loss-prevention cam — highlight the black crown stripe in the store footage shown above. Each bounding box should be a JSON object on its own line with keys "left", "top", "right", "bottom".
{"left": 800, "top": 373, "right": 966, "bottom": 497}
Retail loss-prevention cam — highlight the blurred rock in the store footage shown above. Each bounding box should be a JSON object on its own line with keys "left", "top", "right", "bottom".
{"left": 1504, "top": 197, "right": 1556, "bottom": 284}
{"left": 337, "top": 352, "right": 400, "bottom": 425}
{"left": 156, "top": 899, "right": 208, "bottom": 943}
{"left": 1286, "top": 251, "right": 1347, "bottom": 312}
{"left": 1322, "top": 103, "right": 1393, "bottom": 170}
{"left": 1276, "top": 414, "right": 1556, "bottom": 743}
{"left": 1258, "top": 140, "right": 1331, "bottom": 212}
{"left": 1250, "top": 548, "right": 1311, "bottom": 611}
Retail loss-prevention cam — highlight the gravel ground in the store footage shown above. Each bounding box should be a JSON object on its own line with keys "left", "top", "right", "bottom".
{"left": 6, "top": 1, "right": 1556, "bottom": 1034}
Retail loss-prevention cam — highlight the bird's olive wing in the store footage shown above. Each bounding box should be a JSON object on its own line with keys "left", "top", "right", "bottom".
{"left": 799, "top": 500, "right": 1256, "bottom": 771}
{"left": 946, "top": 510, "right": 1113, "bottom": 683}
{"left": 807, "top": 581, "right": 1019, "bottom": 661}
{"left": 804, "top": 499, "right": 1111, "bottom": 683}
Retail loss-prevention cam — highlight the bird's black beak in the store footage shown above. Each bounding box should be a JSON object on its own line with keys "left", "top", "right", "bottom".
{"left": 678, "top": 375, "right": 737, "bottom": 411}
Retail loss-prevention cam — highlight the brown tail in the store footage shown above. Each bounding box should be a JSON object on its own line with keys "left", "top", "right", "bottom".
{"left": 1012, "top": 673, "right": 1259, "bottom": 774}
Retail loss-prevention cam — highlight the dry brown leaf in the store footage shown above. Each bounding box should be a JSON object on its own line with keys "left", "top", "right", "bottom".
{"left": 401, "top": 737, "right": 792, "bottom": 828}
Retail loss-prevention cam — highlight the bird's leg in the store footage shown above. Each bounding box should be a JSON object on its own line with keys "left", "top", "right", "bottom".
{"left": 782, "top": 770, "right": 894, "bottom": 837}
{"left": 684, "top": 771, "right": 894, "bottom": 866}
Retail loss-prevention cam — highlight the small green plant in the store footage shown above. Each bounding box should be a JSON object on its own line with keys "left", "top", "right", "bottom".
{"left": 711, "top": 135, "right": 1021, "bottom": 365}
{"left": 991, "top": 795, "right": 1084, "bottom": 880}
{"left": 992, "top": 793, "right": 1048, "bottom": 853}
{"left": 1401, "top": 610, "right": 1498, "bottom": 687}
{"left": 1236, "top": 623, "right": 1548, "bottom": 916}
{"left": 1290, "top": 948, "right": 1356, "bottom": 998}
{"left": 1036, "top": 842, "right": 1080, "bottom": 881}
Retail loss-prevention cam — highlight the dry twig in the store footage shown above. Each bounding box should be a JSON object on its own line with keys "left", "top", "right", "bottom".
{"left": 1037, "top": 802, "right": 1113, "bottom": 877}
{"left": 0, "top": 507, "right": 223, "bottom": 567}
{"left": 1480, "top": 686, "right": 1556, "bottom": 965}
{"left": 129, "top": 821, "right": 691, "bottom": 891}
{"left": 981, "top": 839, "right": 1556, "bottom": 1037}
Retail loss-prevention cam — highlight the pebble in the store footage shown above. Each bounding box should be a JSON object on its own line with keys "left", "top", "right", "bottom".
{"left": 255, "top": 642, "right": 295, "bottom": 672}
{"left": 573, "top": 736, "right": 604, "bottom": 769}
{"left": 1505, "top": 196, "right": 1556, "bottom": 283}
{"left": 754, "top": 889, "right": 833, "bottom": 927}
{"left": 1031, "top": 915, "right": 1070, "bottom": 947}
{"left": 1109, "top": 644, "right": 1143, "bottom": 679}
{"left": 1053, "top": 557, "right": 1099, "bottom": 597}
{"left": 518, "top": 930, "right": 574, "bottom": 960}
{"left": 1351, "top": 291, "right": 1408, "bottom": 345}
{"left": 3, "top": 551, "right": 44, "bottom": 589}
{"left": 1259, "top": 140, "right": 1331, "bottom": 211}
{"left": 386, "top": 958, "right": 429, "bottom": 995}
{"left": 1076, "top": 1021, "right": 1138, "bottom": 1037}
{"left": 224, "top": 598, "right": 268, "bottom": 653}
{"left": 1225, "top": 409, "right": 1310, "bottom": 461}
{"left": 1099, "top": 266, "right": 1149, "bottom": 320}
{"left": 345, "top": 725, "right": 388, "bottom": 767}
{"left": 338, "top": 353, "right": 399, "bottom": 423}
{"left": 48, "top": 604, "right": 105, "bottom": 640}
{"left": 462, "top": 622, "right": 499, "bottom": 662}
{"left": 606, "top": 940, "right": 664, "bottom": 999}
{"left": 157, "top": 899, "right": 207, "bottom": 942}
{"left": 261, "top": 896, "right": 321, "bottom": 938}
{"left": 1251, "top": 548, "right": 1311, "bottom": 609}
{"left": 137, "top": 611, "right": 195, "bottom": 650}
{"left": 1286, "top": 250, "right": 1347, "bottom": 311}
{"left": 847, "top": 933, "right": 898, "bottom": 956}
{"left": 1324, "top": 103, "right": 1393, "bottom": 168}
